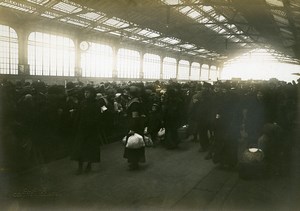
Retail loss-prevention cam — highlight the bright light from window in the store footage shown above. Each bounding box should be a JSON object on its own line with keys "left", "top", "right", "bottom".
{"left": 28, "top": 32, "right": 75, "bottom": 76}
{"left": 201, "top": 64, "right": 209, "bottom": 81}
{"left": 143, "top": 53, "right": 160, "bottom": 79}
{"left": 190, "top": 62, "right": 200, "bottom": 81}
{"left": 222, "top": 49, "right": 300, "bottom": 82}
{"left": 81, "top": 42, "right": 113, "bottom": 78}
{"left": 210, "top": 66, "right": 218, "bottom": 81}
{"left": 178, "top": 60, "right": 189, "bottom": 80}
{"left": 117, "top": 48, "right": 140, "bottom": 79}
{"left": 163, "top": 57, "right": 176, "bottom": 79}
{"left": 0, "top": 24, "right": 18, "bottom": 74}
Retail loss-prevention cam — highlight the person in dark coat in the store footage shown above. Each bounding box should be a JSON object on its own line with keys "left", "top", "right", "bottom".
{"left": 123, "top": 86, "right": 146, "bottom": 170}
{"left": 162, "top": 86, "right": 183, "bottom": 149}
{"left": 71, "top": 86, "right": 101, "bottom": 174}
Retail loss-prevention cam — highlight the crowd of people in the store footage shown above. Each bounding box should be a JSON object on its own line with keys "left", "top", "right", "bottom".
{"left": 0, "top": 77, "right": 298, "bottom": 177}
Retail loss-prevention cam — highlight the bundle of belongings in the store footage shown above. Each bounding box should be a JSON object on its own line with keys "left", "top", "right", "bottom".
{"left": 122, "top": 133, "right": 145, "bottom": 149}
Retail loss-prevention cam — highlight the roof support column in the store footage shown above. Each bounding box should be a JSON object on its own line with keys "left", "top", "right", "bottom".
{"left": 112, "top": 46, "right": 118, "bottom": 79}
{"left": 74, "top": 38, "right": 81, "bottom": 77}
{"left": 208, "top": 65, "right": 211, "bottom": 81}
{"left": 199, "top": 64, "right": 202, "bottom": 81}
{"left": 188, "top": 61, "right": 192, "bottom": 81}
{"left": 17, "top": 28, "right": 29, "bottom": 75}
{"left": 139, "top": 51, "right": 144, "bottom": 79}
{"left": 160, "top": 56, "right": 164, "bottom": 80}
{"left": 176, "top": 59, "right": 179, "bottom": 80}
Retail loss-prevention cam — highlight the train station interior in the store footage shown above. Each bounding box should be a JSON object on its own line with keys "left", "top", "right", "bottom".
{"left": 1, "top": 0, "right": 300, "bottom": 210}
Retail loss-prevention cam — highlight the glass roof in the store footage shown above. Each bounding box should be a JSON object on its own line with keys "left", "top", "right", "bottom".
{"left": 266, "top": 0, "right": 284, "bottom": 7}
{"left": 0, "top": 0, "right": 35, "bottom": 13}
{"left": 137, "top": 29, "right": 160, "bottom": 38}
{"left": 160, "top": 37, "right": 181, "bottom": 45}
{"left": 179, "top": 43, "right": 196, "bottom": 49}
{"left": 103, "top": 18, "right": 130, "bottom": 28}
{"left": 52, "top": 1, "right": 82, "bottom": 14}
{"left": 78, "top": 12, "right": 104, "bottom": 21}
{"left": 27, "top": 0, "right": 50, "bottom": 5}
{"left": 5, "top": 0, "right": 295, "bottom": 62}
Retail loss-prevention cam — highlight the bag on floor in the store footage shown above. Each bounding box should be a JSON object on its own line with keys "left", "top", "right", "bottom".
{"left": 177, "top": 125, "right": 189, "bottom": 140}
{"left": 239, "top": 148, "right": 267, "bottom": 179}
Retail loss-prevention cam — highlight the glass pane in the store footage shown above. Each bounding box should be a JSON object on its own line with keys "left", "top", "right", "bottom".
{"left": 190, "top": 62, "right": 200, "bottom": 81}
{"left": 28, "top": 32, "right": 75, "bottom": 76}
{"left": 117, "top": 48, "right": 140, "bottom": 79}
{"left": 0, "top": 25, "right": 18, "bottom": 74}
{"left": 162, "top": 57, "right": 176, "bottom": 79}
{"left": 81, "top": 42, "right": 113, "bottom": 78}
{"left": 178, "top": 60, "right": 189, "bottom": 80}
{"left": 143, "top": 53, "right": 160, "bottom": 79}
{"left": 201, "top": 64, "right": 209, "bottom": 81}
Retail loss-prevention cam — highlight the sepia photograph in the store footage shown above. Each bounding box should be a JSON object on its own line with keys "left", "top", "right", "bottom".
{"left": 0, "top": 0, "right": 300, "bottom": 210}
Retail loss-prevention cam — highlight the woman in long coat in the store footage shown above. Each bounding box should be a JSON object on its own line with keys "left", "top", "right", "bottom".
{"left": 71, "top": 86, "right": 100, "bottom": 174}
{"left": 123, "top": 86, "right": 146, "bottom": 170}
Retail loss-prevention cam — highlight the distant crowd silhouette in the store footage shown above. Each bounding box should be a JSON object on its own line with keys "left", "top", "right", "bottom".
{"left": 0, "top": 78, "right": 298, "bottom": 177}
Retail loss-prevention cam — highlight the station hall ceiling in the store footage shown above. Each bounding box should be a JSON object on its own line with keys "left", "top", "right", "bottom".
{"left": 1, "top": 0, "right": 300, "bottom": 65}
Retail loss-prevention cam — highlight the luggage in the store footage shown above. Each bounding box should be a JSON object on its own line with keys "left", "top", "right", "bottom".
{"left": 238, "top": 148, "right": 267, "bottom": 179}
{"left": 177, "top": 125, "right": 189, "bottom": 140}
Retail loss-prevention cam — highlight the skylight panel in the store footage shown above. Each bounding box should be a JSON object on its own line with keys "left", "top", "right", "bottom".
{"left": 52, "top": 1, "right": 82, "bottom": 14}
{"left": 230, "top": 36, "right": 240, "bottom": 42}
{"left": 128, "top": 35, "right": 140, "bottom": 41}
{"left": 137, "top": 29, "right": 160, "bottom": 38}
{"left": 273, "top": 14, "right": 289, "bottom": 24}
{"left": 202, "top": 6, "right": 214, "bottom": 13}
{"left": 218, "top": 15, "right": 227, "bottom": 22}
{"left": 207, "top": 24, "right": 219, "bottom": 32}
{"left": 78, "top": 12, "right": 103, "bottom": 21}
{"left": 187, "top": 10, "right": 201, "bottom": 19}
{"left": 179, "top": 6, "right": 192, "bottom": 14}
{"left": 266, "top": 0, "right": 284, "bottom": 7}
{"left": 41, "top": 12, "right": 57, "bottom": 19}
{"left": 27, "top": 0, "right": 50, "bottom": 4}
{"left": 195, "top": 48, "right": 208, "bottom": 53}
{"left": 109, "top": 31, "right": 122, "bottom": 36}
{"left": 197, "top": 17, "right": 210, "bottom": 23}
{"left": 160, "top": 37, "right": 181, "bottom": 44}
{"left": 153, "top": 42, "right": 165, "bottom": 47}
{"left": 103, "top": 18, "right": 130, "bottom": 28}
{"left": 219, "top": 29, "right": 227, "bottom": 34}
{"left": 94, "top": 26, "right": 109, "bottom": 32}
{"left": 0, "top": 1, "right": 34, "bottom": 13}
{"left": 280, "top": 28, "right": 293, "bottom": 35}
{"left": 172, "top": 46, "right": 182, "bottom": 51}
{"left": 179, "top": 43, "right": 195, "bottom": 49}
{"left": 162, "top": 0, "right": 181, "bottom": 5}
{"left": 60, "top": 18, "right": 88, "bottom": 27}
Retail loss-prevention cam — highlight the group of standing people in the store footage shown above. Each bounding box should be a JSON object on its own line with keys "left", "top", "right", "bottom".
{"left": 0, "top": 78, "right": 298, "bottom": 176}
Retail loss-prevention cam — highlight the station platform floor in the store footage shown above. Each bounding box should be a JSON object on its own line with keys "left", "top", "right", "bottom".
{"left": 0, "top": 137, "right": 299, "bottom": 211}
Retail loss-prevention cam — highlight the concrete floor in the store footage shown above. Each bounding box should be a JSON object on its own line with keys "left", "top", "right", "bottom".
{"left": 0, "top": 138, "right": 299, "bottom": 211}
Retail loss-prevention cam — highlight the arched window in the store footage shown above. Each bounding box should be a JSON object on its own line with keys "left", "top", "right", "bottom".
{"left": 210, "top": 65, "right": 218, "bottom": 81}
{"left": 178, "top": 60, "right": 189, "bottom": 80}
{"left": 200, "top": 64, "right": 209, "bottom": 81}
{"left": 0, "top": 25, "right": 18, "bottom": 74}
{"left": 190, "top": 62, "right": 200, "bottom": 81}
{"left": 162, "top": 57, "right": 176, "bottom": 79}
{"left": 117, "top": 48, "right": 140, "bottom": 78}
{"left": 143, "top": 53, "right": 160, "bottom": 79}
{"left": 81, "top": 42, "right": 113, "bottom": 77}
{"left": 28, "top": 32, "right": 75, "bottom": 76}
